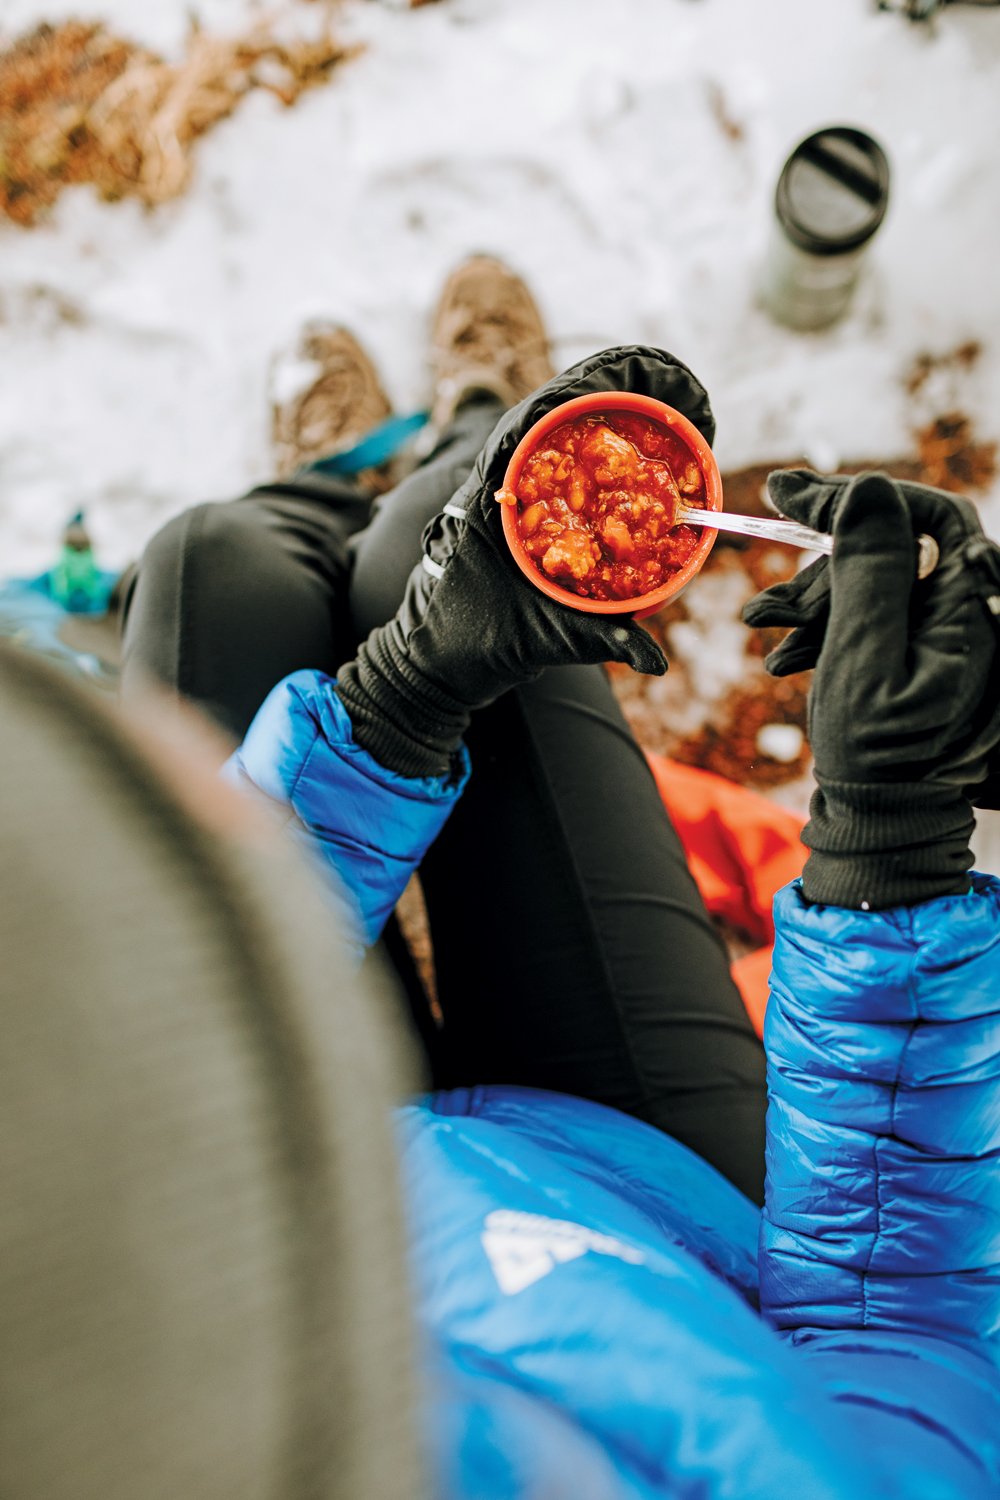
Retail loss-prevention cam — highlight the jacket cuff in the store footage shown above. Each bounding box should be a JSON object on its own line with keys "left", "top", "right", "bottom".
{"left": 229, "top": 670, "right": 470, "bottom": 944}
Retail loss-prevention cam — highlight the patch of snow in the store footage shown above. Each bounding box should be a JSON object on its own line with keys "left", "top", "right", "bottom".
{"left": 1, "top": 0, "right": 999, "bottom": 573}
{"left": 268, "top": 352, "right": 325, "bottom": 408}
{"left": 757, "top": 723, "right": 805, "bottom": 764}
{"left": 664, "top": 565, "right": 757, "bottom": 734}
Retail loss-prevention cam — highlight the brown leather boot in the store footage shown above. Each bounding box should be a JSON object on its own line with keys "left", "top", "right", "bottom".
{"left": 429, "top": 255, "right": 554, "bottom": 434}
{"left": 270, "top": 322, "right": 392, "bottom": 480}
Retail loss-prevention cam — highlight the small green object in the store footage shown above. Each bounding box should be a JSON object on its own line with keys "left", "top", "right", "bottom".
{"left": 47, "top": 511, "right": 108, "bottom": 612}
{"left": 49, "top": 543, "right": 104, "bottom": 610}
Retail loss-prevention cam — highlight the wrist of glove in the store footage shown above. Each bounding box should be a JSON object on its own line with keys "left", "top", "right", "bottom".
{"left": 801, "top": 780, "right": 975, "bottom": 910}
{"left": 337, "top": 626, "right": 474, "bottom": 782}
{"left": 340, "top": 346, "right": 714, "bottom": 778}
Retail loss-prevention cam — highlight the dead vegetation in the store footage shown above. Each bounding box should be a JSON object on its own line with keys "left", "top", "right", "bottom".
{"left": 0, "top": 16, "right": 358, "bottom": 226}
{"left": 705, "top": 79, "right": 745, "bottom": 144}
{"left": 914, "top": 411, "right": 997, "bottom": 494}
{"left": 901, "top": 343, "right": 997, "bottom": 493}
{"left": 904, "top": 339, "right": 982, "bottom": 397}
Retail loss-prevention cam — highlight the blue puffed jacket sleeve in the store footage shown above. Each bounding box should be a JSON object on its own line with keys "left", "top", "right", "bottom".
{"left": 761, "top": 874, "right": 1000, "bottom": 1497}
{"left": 224, "top": 669, "right": 469, "bottom": 947}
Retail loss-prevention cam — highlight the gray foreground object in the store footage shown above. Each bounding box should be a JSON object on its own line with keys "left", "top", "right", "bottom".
{"left": 0, "top": 644, "right": 422, "bottom": 1500}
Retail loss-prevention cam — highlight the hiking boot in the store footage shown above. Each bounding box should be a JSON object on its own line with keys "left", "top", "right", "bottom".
{"left": 270, "top": 322, "right": 392, "bottom": 480}
{"left": 429, "top": 255, "right": 554, "bottom": 433}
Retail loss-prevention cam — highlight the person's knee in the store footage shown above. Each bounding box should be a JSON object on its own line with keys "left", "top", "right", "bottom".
{"left": 139, "top": 501, "right": 255, "bottom": 584}
{"left": 122, "top": 502, "right": 257, "bottom": 693}
{"left": 130, "top": 501, "right": 282, "bottom": 640}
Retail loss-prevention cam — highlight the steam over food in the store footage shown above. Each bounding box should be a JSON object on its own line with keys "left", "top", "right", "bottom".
{"left": 498, "top": 413, "right": 703, "bottom": 601}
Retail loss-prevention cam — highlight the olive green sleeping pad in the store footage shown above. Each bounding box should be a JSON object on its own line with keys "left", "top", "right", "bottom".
{"left": 0, "top": 643, "right": 423, "bottom": 1500}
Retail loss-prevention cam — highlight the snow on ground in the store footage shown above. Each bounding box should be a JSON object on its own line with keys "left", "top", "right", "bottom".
{"left": 1, "top": 0, "right": 999, "bottom": 577}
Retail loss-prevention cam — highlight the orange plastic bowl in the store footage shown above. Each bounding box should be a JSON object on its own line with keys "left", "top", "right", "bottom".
{"left": 498, "top": 390, "right": 722, "bottom": 618}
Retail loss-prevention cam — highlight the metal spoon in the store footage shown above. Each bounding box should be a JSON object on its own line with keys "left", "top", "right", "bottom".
{"left": 677, "top": 505, "right": 940, "bottom": 580}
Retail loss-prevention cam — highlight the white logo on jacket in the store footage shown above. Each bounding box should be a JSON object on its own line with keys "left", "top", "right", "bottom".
{"left": 481, "top": 1209, "right": 645, "bottom": 1295}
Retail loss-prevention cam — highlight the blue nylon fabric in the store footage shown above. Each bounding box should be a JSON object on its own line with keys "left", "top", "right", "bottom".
{"left": 305, "top": 410, "right": 430, "bottom": 474}
{"left": 790, "top": 1329, "right": 1000, "bottom": 1499}
{"left": 401, "top": 1087, "right": 881, "bottom": 1500}
{"left": 229, "top": 677, "right": 1000, "bottom": 1494}
{"left": 0, "top": 577, "right": 118, "bottom": 686}
{"left": 761, "top": 875, "right": 1000, "bottom": 1495}
{"left": 225, "top": 669, "right": 468, "bottom": 946}
{"left": 425, "top": 1354, "right": 652, "bottom": 1500}
{"left": 428, "top": 1085, "right": 761, "bottom": 1305}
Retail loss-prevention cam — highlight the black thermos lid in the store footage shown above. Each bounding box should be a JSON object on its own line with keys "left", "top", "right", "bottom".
{"left": 775, "top": 127, "right": 891, "bottom": 256}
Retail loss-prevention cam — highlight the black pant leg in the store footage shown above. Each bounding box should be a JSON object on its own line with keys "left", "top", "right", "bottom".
{"left": 122, "top": 400, "right": 765, "bottom": 1201}
{"left": 120, "top": 475, "right": 370, "bottom": 742}
{"left": 344, "top": 399, "right": 765, "bottom": 1198}
{"left": 118, "top": 466, "right": 448, "bottom": 1061}
{"left": 348, "top": 398, "right": 505, "bottom": 640}
{"left": 344, "top": 403, "right": 765, "bottom": 1198}
{"left": 118, "top": 401, "right": 504, "bottom": 744}
{"left": 419, "top": 667, "right": 767, "bottom": 1204}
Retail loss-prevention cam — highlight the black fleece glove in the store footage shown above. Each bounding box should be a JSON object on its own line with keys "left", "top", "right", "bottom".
{"left": 744, "top": 466, "right": 1000, "bottom": 809}
{"left": 339, "top": 347, "right": 715, "bottom": 779}
{"left": 744, "top": 471, "right": 1000, "bottom": 910}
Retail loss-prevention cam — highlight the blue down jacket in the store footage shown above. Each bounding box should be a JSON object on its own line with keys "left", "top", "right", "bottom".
{"left": 231, "top": 670, "right": 1000, "bottom": 1499}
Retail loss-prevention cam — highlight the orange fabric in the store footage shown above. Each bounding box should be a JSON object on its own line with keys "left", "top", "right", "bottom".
{"left": 729, "top": 948, "right": 775, "bottom": 1039}
{"left": 646, "top": 756, "right": 806, "bottom": 1035}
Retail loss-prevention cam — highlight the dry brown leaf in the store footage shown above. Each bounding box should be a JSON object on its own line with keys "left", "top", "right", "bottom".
{"left": 0, "top": 16, "right": 359, "bottom": 225}
{"left": 914, "top": 411, "right": 998, "bottom": 495}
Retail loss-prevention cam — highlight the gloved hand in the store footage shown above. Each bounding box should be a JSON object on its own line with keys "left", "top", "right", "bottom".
{"left": 339, "top": 346, "right": 714, "bottom": 778}
{"left": 743, "top": 466, "right": 1000, "bottom": 810}
{"left": 743, "top": 471, "right": 1000, "bottom": 910}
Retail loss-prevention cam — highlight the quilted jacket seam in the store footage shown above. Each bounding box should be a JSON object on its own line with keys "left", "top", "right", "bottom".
{"left": 864, "top": 945, "right": 921, "bottom": 1317}
{"left": 287, "top": 714, "right": 323, "bottom": 805}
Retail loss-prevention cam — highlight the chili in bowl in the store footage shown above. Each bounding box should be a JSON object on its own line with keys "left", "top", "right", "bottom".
{"left": 496, "top": 391, "right": 722, "bottom": 618}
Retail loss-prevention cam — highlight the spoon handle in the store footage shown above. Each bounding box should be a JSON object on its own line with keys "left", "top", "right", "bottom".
{"left": 677, "top": 506, "right": 939, "bottom": 579}
{"left": 677, "top": 506, "right": 833, "bottom": 553}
